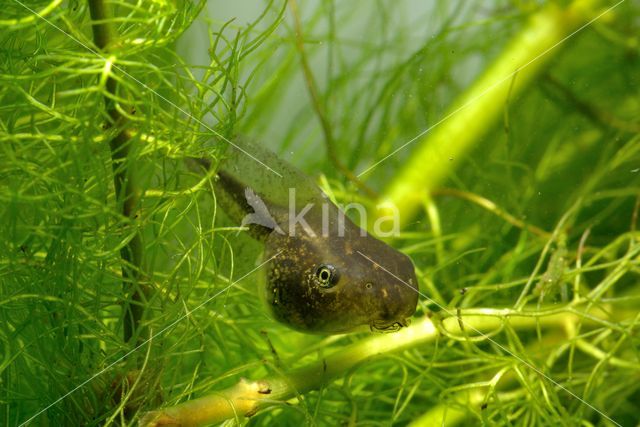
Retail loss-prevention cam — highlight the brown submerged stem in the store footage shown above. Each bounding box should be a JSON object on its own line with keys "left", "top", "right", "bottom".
{"left": 541, "top": 74, "right": 640, "bottom": 133}
{"left": 88, "top": 0, "right": 148, "bottom": 344}
{"left": 288, "top": 0, "right": 377, "bottom": 199}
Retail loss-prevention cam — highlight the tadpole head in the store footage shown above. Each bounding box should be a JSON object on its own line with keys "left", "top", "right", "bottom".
{"left": 263, "top": 228, "right": 419, "bottom": 334}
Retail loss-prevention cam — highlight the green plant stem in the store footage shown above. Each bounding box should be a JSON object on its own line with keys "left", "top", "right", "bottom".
{"left": 139, "top": 309, "right": 608, "bottom": 426}
{"left": 431, "top": 188, "right": 551, "bottom": 238}
{"left": 88, "top": 0, "right": 147, "bottom": 344}
{"left": 408, "top": 392, "right": 483, "bottom": 427}
{"left": 373, "top": 0, "right": 610, "bottom": 228}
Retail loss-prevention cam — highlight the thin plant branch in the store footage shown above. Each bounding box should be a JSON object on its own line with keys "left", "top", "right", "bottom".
{"left": 541, "top": 73, "right": 640, "bottom": 133}
{"left": 431, "top": 188, "right": 552, "bottom": 238}
{"left": 288, "top": 0, "right": 377, "bottom": 199}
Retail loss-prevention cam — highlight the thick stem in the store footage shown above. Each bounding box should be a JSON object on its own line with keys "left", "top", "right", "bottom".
{"left": 373, "top": 0, "right": 610, "bottom": 228}
{"left": 88, "top": 0, "right": 147, "bottom": 344}
{"left": 139, "top": 309, "right": 607, "bottom": 426}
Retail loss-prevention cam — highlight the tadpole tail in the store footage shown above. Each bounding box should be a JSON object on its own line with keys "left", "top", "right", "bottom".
{"left": 185, "top": 156, "right": 212, "bottom": 173}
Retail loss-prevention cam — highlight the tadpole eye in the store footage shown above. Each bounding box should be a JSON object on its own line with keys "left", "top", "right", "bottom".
{"left": 315, "top": 264, "right": 339, "bottom": 288}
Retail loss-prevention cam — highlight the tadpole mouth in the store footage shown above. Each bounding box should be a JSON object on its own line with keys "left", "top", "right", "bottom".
{"left": 370, "top": 318, "right": 410, "bottom": 333}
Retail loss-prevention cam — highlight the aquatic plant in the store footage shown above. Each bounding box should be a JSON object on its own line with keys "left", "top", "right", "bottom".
{"left": 1, "top": 0, "right": 639, "bottom": 425}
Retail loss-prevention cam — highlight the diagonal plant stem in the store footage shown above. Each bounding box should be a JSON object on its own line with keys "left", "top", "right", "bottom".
{"left": 138, "top": 310, "right": 613, "bottom": 427}
{"left": 541, "top": 73, "right": 640, "bottom": 133}
{"left": 370, "top": 0, "right": 613, "bottom": 228}
{"left": 431, "top": 188, "right": 552, "bottom": 238}
{"left": 88, "top": 0, "right": 148, "bottom": 344}
{"left": 288, "top": 0, "right": 377, "bottom": 199}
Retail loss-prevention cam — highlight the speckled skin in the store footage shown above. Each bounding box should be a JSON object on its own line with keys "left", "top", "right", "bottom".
{"left": 192, "top": 140, "right": 419, "bottom": 334}
{"left": 262, "top": 206, "right": 418, "bottom": 334}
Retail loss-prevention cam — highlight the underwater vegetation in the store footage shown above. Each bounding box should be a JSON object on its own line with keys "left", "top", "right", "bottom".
{"left": 1, "top": 0, "right": 639, "bottom": 426}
